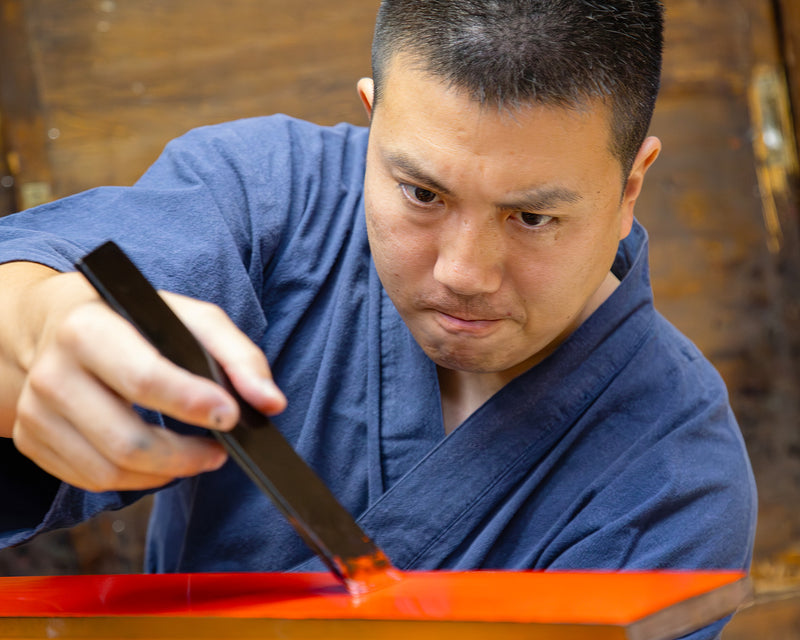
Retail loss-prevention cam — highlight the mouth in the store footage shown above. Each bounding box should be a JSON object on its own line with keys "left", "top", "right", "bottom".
{"left": 434, "top": 310, "right": 505, "bottom": 335}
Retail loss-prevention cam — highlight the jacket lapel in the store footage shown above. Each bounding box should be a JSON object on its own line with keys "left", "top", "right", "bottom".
{"left": 295, "top": 222, "right": 654, "bottom": 572}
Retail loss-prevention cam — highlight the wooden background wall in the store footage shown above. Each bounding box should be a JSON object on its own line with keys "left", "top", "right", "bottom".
{"left": 0, "top": 0, "right": 799, "bottom": 635}
{"left": 0, "top": 0, "right": 377, "bottom": 212}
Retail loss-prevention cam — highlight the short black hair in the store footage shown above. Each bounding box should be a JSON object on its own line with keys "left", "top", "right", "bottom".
{"left": 371, "top": 0, "right": 664, "bottom": 177}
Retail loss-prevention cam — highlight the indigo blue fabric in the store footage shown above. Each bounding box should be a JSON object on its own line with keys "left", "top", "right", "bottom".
{"left": 0, "top": 116, "right": 755, "bottom": 638}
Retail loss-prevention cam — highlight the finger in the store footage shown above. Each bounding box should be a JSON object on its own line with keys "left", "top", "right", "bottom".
{"left": 55, "top": 302, "right": 240, "bottom": 431}
{"left": 13, "top": 385, "right": 216, "bottom": 492}
{"left": 14, "top": 414, "right": 176, "bottom": 492}
{"left": 24, "top": 348, "right": 228, "bottom": 481}
{"left": 163, "top": 293, "right": 288, "bottom": 415}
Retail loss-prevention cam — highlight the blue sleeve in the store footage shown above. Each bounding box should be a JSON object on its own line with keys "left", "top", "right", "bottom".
{"left": 0, "top": 114, "right": 368, "bottom": 548}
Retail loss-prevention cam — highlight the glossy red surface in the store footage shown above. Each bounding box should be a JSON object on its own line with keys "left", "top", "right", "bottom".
{"left": 0, "top": 570, "right": 746, "bottom": 624}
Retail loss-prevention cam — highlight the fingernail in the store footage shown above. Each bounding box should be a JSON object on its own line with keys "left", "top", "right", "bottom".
{"left": 209, "top": 404, "right": 236, "bottom": 430}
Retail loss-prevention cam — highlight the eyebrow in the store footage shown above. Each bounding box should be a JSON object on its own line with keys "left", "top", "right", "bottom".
{"left": 499, "top": 187, "right": 583, "bottom": 212}
{"left": 384, "top": 150, "right": 453, "bottom": 196}
{"left": 383, "top": 150, "right": 583, "bottom": 211}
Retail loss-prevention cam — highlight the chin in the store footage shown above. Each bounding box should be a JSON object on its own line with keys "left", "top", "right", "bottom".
{"left": 427, "top": 347, "right": 512, "bottom": 374}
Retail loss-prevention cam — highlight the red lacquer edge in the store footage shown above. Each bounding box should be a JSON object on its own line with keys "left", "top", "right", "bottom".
{"left": 0, "top": 570, "right": 747, "bottom": 626}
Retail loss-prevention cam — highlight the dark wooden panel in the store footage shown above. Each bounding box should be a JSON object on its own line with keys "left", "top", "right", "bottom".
{"left": 11, "top": 0, "right": 377, "bottom": 199}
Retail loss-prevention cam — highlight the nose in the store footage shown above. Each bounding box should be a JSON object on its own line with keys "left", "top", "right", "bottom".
{"left": 433, "top": 215, "right": 503, "bottom": 295}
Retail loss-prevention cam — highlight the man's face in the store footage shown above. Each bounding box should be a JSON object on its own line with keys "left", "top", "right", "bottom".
{"left": 361, "top": 57, "right": 656, "bottom": 383}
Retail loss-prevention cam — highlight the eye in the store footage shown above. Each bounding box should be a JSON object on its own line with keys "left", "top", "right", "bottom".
{"left": 400, "top": 184, "right": 440, "bottom": 205}
{"left": 517, "top": 212, "right": 554, "bottom": 228}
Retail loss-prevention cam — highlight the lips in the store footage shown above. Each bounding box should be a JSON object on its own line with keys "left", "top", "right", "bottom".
{"left": 434, "top": 309, "right": 505, "bottom": 335}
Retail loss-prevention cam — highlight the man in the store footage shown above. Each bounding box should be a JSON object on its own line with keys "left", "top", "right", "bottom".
{"left": 0, "top": 1, "right": 755, "bottom": 637}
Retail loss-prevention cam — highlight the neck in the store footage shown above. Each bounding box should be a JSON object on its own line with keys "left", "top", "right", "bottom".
{"left": 437, "top": 367, "right": 507, "bottom": 435}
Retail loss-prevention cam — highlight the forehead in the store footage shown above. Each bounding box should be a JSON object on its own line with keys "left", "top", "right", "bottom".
{"left": 370, "top": 56, "right": 620, "bottom": 188}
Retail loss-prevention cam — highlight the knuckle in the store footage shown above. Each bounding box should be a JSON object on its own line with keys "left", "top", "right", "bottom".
{"left": 54, "top": 305, "right": 96, "bottom": 351}
{"left": 105, "top": 431, "right": 155, "bottom": 466}
{"left": 10, "top": 421, "right": 34, "bottom": 456}
{"left": 174, "top": 392, "right": 210, "bottom": 421}
{"left": 121, "top": 366, "right": 156, "bottom": 400}
{"left": 13, "top": 392, "right": 37, "bottom": 428}
{"left": 12, "top": 423, "right": 41, "bottom": 463}
{"left": 116, "top": 354, "right": 165, "bottom": 402}
{"left": 26, "top": 360, "right": 65, "bottom": 404}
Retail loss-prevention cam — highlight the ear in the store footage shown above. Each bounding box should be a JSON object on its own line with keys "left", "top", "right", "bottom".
{"left": 357, "top": 77, "right": 375, "bottom": 120}
{"left": 619, "top": 136, "right": 661, "bottom": 239}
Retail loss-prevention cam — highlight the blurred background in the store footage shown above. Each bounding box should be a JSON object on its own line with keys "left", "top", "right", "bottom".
{"left": 0, "top": 0, "right": 798, "bottom": 636}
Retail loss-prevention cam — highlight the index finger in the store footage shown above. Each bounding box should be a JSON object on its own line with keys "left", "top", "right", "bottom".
{"left": 162, "top": 293, "right": 287, "bottom": 416}
{"left": 56, "top": 302, "right": 240, "bottom": 430}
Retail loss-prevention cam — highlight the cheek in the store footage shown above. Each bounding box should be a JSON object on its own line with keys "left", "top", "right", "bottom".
{"left": 365, "top": 198, "right": 432, "bottom": 292}
{"left": 510, "top": 233, "right": 613, "bottom": 306}
{"left": 365, "top": 197, "right": 402, "bottom": 264}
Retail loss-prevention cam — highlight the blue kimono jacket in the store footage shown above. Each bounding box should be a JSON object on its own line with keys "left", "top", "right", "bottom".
{"left": 0, "top": 116, "right": 756, "bottom": 637}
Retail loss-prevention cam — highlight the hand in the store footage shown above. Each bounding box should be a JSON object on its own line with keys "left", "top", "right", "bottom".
{"left": 10, "top": 270, "right": 286, "bottom": 492}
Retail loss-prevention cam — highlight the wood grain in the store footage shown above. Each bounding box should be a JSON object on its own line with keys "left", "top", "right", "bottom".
{"left": 15, "top": 0, "right": 376, "bottom": 198}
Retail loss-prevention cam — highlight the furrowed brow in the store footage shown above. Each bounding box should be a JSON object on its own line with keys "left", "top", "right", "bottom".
{"left": 384, "top": 151, "right": 453, "bottom": 196}
{"left": 383, "top": 149, "right": 583, "bottom": 210}
{"left": 500, "top": 187, "right": 583, "bottom": 212}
